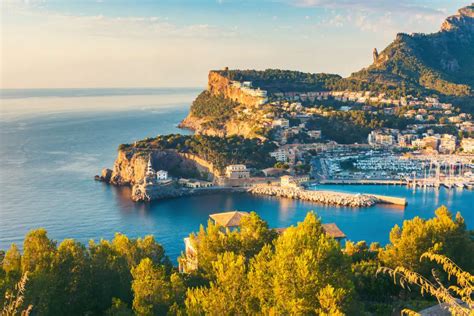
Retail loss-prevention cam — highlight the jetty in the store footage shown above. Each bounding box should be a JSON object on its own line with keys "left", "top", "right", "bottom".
{"left": 248, "top": 185, "right": 406, "bottom": 208}
{"left": 318, "top": 179, "right": 405, "bottom": 185}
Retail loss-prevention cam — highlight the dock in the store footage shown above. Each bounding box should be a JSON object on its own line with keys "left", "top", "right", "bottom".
{"left": 370, "top": 194, "right": 407, "bottom": 206}
{"left": 318, "top": 179, "right": 405, "bottom": 185}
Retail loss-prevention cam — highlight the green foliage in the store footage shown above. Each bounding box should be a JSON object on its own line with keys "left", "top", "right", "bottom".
{"left": 2, "top": 245, "right": 21, "bottom": 275}
{"left": 185, "top": 252, "right": 251, "bottom": 315}
{"left": 379, "top": 206, "right": 474, "bottom": 274}
{"left": 217, "top": 69, "right": 342, "bottom": 93}
{"left": 105, "top": 298, "right": 134, "bottom": 316}
{"left": 129, "top": 134, "right": 277, "bottom": 172}
{"left": 187, "top": 212, "right": 277, "bottom": 278}
{"left": 190, "top": 90, "right": 239, "bottom": 120}
{"left": 1, "top": 206, "right": 472, "bottom": 315}
{"left": 185, "top": 212, "right": 355, "bottom": 315}
{"left": 345, "top": 27, "right": 474, "bottom": 97}
{"left": 131, "top": 258, "right": 172, "bottom": 315}
{"left": 0, "top": 229, "right": 171, "bottom": 316}
{"left": 306, "top": 109, "right": 412, "bottom": 144}
{"left": 261, "top": 212, "right": 355, "bottom": 314}
{"left": 21, "top": 229, "right": 56, "bottom": 273}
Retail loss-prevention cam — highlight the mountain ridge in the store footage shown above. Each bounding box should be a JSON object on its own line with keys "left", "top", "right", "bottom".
{"left": 345, "top": 4, "right": 474, "bottom": 96}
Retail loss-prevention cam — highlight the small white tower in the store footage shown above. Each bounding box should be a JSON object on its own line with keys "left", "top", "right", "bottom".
{"left": 144, "top": 156, "right": 156, "bottom": 185}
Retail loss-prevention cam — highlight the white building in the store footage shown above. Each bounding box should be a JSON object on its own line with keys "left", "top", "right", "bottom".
{"left": 461, "top": 138, "right": 474, "bottom": 153}
{"left": 272, "top": 118, "right": 290, "bottom": 128}
{"left": 225, "top": 164, "right": 250, "bottom": 179}
{"left": 307, "top": 130, "right": 321, "bottom": 139}
{"left": 156, "top": 170, "right": 168, "bottom": 181}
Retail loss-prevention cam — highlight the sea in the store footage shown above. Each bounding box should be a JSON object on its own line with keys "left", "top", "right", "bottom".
{"left": 0, "top": 88, "right": 473, "bottom": 262}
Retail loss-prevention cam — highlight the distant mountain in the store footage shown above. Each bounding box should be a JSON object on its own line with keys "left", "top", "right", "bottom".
{"left": 344, "top": 4, "right": 474, "bottom": 96}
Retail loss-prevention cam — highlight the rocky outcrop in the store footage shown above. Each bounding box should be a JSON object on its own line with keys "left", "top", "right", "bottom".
{"left": 131, "top": 182, "right": 185, "bottom": 202}
{"left": 179, "top": 113, "right": 261, "bottom": 139}
{"left": 347, "top": 4, "right": 473, "bottom": 96}
{"left": 441, "top": 5, "right": 474, "bottom": 33}
{"left": 208, "top": 71, "right": 267, "bottom": 107}
{"left": 107, "top": 148, "right": 218, "bottom": 186}
{"left": 131, "top": 185, "right": 246, "bottom": 202}
{"left": 249, "top": 185, "right": 378, "bottom": 207}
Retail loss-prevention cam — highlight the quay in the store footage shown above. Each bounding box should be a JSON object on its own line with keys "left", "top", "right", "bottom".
{"left": 318, "top": 179, "right": 405, "bottom": 185}
{"left": 369, "top": 194, "right": 407, "bottom": 206}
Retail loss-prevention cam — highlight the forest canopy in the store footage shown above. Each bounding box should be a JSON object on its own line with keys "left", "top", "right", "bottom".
{"left": 1, "top": 206, "right": 473, "bottom": 315}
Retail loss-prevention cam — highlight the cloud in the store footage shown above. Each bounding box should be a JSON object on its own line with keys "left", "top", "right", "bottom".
{"left": 289, "top": 0, "right": 446, "bottom": 15}
{"left": 3, "top": 3, "right": 237, "bottom": 40}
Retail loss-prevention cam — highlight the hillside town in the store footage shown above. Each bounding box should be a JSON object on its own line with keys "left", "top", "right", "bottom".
{"left": 203, "top": 79, "right": 474, "bottom": 190}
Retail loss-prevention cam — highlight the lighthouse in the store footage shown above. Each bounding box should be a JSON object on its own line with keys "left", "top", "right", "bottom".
{"left": 144, "top": 156, "right": 157, "bottom": 185}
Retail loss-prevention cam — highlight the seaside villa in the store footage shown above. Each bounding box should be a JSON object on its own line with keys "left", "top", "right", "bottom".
{"left": 225, "top": 164, "right": 250, "bottom": 179}
{"left": 179, "top": 211, "right": 346, "bottom": 273}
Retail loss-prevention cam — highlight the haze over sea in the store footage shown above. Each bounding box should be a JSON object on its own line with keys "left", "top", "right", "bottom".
{"left": 0, "top": 88, "right": 472, "bottom": 262}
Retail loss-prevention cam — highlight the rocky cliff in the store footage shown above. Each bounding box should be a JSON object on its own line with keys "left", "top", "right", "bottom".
{"left": 347, "top": 4, "right": 474, "bottom": 96}
{"left": 103, "top": 148, "right": 218, "bottom": 186}
{"left": 207, "top": 71, "right": 267, "bottom": 107}
{"left": 179, "top": 71, "right": 266, "bottom": 139}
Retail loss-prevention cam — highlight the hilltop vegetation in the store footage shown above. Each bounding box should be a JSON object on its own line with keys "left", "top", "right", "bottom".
{"left": 190, "top": 90, "right": 239, "bottom": 121}
{"left": 216, "top": 68, "right": 342, "bottom": 93}
{"left": 346, "top": 5, "right": 474, "bottom": 97}
{"left": 1, "top": 206, "right": 473, "bottom": 315}
{"left": 121, "top": 134, "right": 277, "bottom": 171}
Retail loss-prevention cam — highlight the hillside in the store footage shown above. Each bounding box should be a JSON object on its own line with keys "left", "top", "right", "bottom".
{"left": 216, "top": 68, "right": 342, "bottom": 93}
{"left": 344, "top": 4, "right": 474, "bottom": 96}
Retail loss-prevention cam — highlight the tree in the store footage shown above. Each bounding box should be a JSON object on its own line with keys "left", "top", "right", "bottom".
{"left": 237, "top": 212, "right": 277, "bottom": 259}
{"left": 20, "top": 229, "right": 57, "bottom": 315}
{"left": 185, "top": 212, "right": 276, "bottom": 278}
{"left": 246, "top": 212, "right": 356, "bottom": 314}
{"left": 268, "top": 212, "right": 355, "bottom": 314}
{"left": 185, "top": 252, "right": 251, "bottom": 315}
{"left": 131, "top": 258, "right": 171, "bottom": 316}
{"left": 89, "top": 240, "right": 132, "bottom": 314}
{"left": 105, "top": 298, "right": 134, "bottom": 316}
{"left": 49, "top": 239, "right": 92, "bottom": 315}
{"left": 316, "top": 285, "right": 346, "bottom": 316}
{"left": 3, "top": 244, "right": 21, "bottom": 275}
{"left": 21, "top": 229, "right": 56, "bottom": 273}
{"left": 378, "top": 206, "right": 474, "bottom": 274}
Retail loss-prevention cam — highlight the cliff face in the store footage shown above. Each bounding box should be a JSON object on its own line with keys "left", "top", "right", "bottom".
{"left": 208, "top": 71, "right": 266, "bottom": 107}
{"left": 180, "top": 114, "right": 260, "bottom": 139}
{"left": 179, "top": 71, "right": 265, "bottom": 139}
{"left": 108, "top": 148, "right": 218, "bottom": 186}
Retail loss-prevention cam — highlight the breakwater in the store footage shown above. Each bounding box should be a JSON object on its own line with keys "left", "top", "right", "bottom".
{"left": 248, "top": 185, "right": 379, "bottom": 207}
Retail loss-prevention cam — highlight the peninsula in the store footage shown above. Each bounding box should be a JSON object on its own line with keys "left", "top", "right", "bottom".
{"left": 98, "top": 5, "right": 474, "bottom": 206}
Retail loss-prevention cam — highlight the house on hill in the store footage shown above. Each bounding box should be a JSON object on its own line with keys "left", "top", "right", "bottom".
{"left": 179, "top": 211, "right": 346, "bottom": 273}
{"left": 209, "top": 211, "right": 249, "bottom": 230}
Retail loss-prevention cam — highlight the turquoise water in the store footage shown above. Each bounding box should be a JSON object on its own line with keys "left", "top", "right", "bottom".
{"left": 0, "top": 88, "right": 472, "bottom": 262}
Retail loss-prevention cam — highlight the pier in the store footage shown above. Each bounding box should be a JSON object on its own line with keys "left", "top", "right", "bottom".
{"left": 370, "top": 194, "right": 407, "bottom": 206}
{"left": 318, "top": 179, "right": 405, "bottom": 185}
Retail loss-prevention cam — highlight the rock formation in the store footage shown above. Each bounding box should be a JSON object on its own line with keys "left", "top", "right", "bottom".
{"left": 105, "top": 148, "right": 217, "bottom": 187}
{"left": 372, "top": 48, "right": 379, "bottom": 63}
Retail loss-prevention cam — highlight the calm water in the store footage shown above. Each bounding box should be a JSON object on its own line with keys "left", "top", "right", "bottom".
{"left": 0, "top": 88, "right": 473, "bottom": 262}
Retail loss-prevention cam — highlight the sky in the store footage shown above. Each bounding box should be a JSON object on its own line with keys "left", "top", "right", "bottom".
{"left": 1, "top": 0, "right": 471, "bottom": 89}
